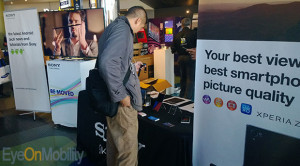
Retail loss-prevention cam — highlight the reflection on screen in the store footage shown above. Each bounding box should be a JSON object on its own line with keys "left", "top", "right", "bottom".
{"left": 148, "top": 22, "right": 160, "bottom": 43}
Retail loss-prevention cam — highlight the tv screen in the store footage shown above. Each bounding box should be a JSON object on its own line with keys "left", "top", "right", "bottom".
{"left": 39, "top": 9, "right": 105, "bottom": 58}
{"left": 165, "top": 34, "right": 173, "bottom": 42}
{"left": 164, "top": 21, "right": 173, "bottom": 43}
{"left": 148, "top": 22, "right": 160, "bottom": 43}
{"left": 243, "top": 125, "right": 300, "bottom": 166}
{"left": 165, "top": 20, "right": 173, "bottom": 28}
{"left": 165, "top": 28, "right": 173, "bottom": 35}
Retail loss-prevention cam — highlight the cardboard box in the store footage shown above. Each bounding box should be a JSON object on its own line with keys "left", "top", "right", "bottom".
{"left": 132, "top": 54, "right": 154, "bottom": 81}
{"left": 140, "top": 78, "right": 172, "bottom": 92}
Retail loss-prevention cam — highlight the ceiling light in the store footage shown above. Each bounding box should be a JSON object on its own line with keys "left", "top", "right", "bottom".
{"left": 25, "top": 0, "right": 27, "bottom": 1}
{"left": 186, "top": 10, "right": 190, "bottom": 14}
{"left": 11, "top": 1, "right": 13, "bottom": 4}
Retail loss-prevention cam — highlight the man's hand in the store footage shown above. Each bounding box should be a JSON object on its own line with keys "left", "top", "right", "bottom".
{"left": 186, "top": 48, "right": 196, "bottom": 60}
{"left": 53, "top": 29, "right": 63, "bottom": 54}
{"left": 120, "top": 96, "right": 131, "bottom": 107}
{"left": 135, "top": 61, "right": 144, "bottom": 72}
{"left": 78, "top": 22, "right": 88, "bottom": 50}
{"left": 147, "top": 91, "right": 159, "bottom": 99}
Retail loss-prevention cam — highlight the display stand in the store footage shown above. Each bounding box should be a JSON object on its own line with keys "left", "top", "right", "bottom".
{"left": 46, "top": 59, "right": 96, "bottom": 127}
{"left": 154, "top": 48, "right": 175, "bottom": 94}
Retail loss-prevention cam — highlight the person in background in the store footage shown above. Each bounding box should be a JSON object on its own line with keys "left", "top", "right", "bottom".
{"left": 0, "top": 50, "right": 9, "bottom": 98}
{"left": 53, "top": 10, "right": 98, "bottom": 57}
{"left": 97, "top": 6, "right": 147, "bottom": 166}
{"left": 186, "top": 48, "right": 196, "bottom": 60}
{"left": 171, "top": 18, "right": 197, "bottom": 101}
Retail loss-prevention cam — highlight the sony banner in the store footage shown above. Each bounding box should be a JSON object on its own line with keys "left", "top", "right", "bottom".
{"left": 193, "top": 1, "right": 300, "bottom": 166}
{"left": 3, "top": 9, "right": 51, "bottom": 112}
{"left": 47, "top": 59, "right": 96, "bottom": 127}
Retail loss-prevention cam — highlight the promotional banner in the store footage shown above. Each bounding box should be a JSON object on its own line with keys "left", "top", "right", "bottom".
{"left": 4, "top": 9, "right": 51, "bottom": 112}
{"left": 193, "top": 1, "right": 300, "bottom": 166}
{"left": 47, "top": 59, "right": 96, "bottom": 127}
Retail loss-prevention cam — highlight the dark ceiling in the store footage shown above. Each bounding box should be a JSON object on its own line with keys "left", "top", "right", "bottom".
{"left": 140, "top": 0, "right": 198, "bottom": 9}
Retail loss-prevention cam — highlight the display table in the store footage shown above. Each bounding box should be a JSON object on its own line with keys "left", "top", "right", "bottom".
{"left": 47, "top": 59, "right": 96, "bottom": 127}
{"left": 138, "top": 98, "right": 193, "bottom": 166}
{"left": 77, "top": 91, "right": 193, "bottom": 166}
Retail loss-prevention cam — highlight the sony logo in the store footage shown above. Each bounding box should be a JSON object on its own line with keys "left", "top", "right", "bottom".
{"left": 48, "top": 63, "right": 60, "bottom": 68}
{"left": 95, "top": 122, "right": 107, "bottom": 142}
{"left": 6, "top": 14, "right": 15, "bottom": 17}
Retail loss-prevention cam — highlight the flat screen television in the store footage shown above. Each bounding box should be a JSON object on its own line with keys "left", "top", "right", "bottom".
{"left": 39, "top": 8, "right": 105, "bottom": 58}
{"left": 137, "top": 28, "right": 147, "bottom": 43}
{"left": 164, "top": 20, "right": 173, "bottom": 42}
{"left": 243, "top": 125, "right": 300, "bottom": 166}
{"left": 148, "top": 22, "right": 160, "bottom": 43}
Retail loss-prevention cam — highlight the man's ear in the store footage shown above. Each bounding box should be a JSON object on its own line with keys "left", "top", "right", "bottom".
{"left": 135, "top": 18, "right": 141, "bottom": 24}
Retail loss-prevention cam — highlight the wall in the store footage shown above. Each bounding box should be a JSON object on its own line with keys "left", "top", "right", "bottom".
{"left": 155, "top": 5, "right": 198, "bottom": 18}
{"left": 119, "top": 0, "right": 152, "bottom": 10}
{"left": 145, "top": 9, "right": 154, "bottom": 19}
{"left": 119, "top": 0, "right": 154, "bottom": 18}
{"left": 4, "top": 0, "right": 154, "bottom": 14}
{"left": 4, "top": 1, "right": 92, "bottom": 12}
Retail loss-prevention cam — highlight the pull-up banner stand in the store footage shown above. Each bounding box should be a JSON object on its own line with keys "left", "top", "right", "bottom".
{"left": 193, "top": 1, "right": 300, "bottom": 165}
{"left": 4, "top": 8, "right": 51, "bottom": 113}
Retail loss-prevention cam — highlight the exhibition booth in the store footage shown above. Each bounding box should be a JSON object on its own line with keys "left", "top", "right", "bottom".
{"left": 2, "top": 0, "right": 300, "bottom": 165}
{"left": 3, "top": 4, "right": 196, "bottom": 165}
{"left": 44, "top": 7, "right": 195, "bottom": 165}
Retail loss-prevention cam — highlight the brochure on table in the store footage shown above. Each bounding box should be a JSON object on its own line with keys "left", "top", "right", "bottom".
{"left": 47, "top": 59, "right": 96, "bottom": 127}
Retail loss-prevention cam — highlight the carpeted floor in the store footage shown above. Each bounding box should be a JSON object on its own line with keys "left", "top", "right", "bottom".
{"left": 0, "top": 83, "right": 98, "bottom": 165}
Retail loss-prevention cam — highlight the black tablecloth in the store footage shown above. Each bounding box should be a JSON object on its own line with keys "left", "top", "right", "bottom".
{"left": 77, "top": 91, "right": 193, "bottom": 166}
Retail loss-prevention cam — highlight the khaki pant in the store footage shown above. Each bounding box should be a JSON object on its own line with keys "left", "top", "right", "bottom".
{"left": 106, "top": 105, "right": 138, "bottom": 166}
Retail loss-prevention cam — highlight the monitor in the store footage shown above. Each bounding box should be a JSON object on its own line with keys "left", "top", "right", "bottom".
{"left": 39, "top": 8, "right": 105, "bottom": 58}
{"left": 137, "top": 28, "right": 147, "bottom": 43}
{"left": 164, "top": 20, "right": 173, "bottom": 42}
{"left": 148, "top": 22, "right": 160, "bottom": 43}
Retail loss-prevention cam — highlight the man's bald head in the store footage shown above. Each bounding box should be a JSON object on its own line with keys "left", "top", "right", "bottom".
{"left": 125, "top": 6, "right": 148, "bottom": 25}
{"left": 125, "top": 6, "right": 148, "bottom": 33}
{"left": 181, "top": 18, "right": 191, "bottom": 28}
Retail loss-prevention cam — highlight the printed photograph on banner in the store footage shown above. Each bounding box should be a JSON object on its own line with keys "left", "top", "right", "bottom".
{"left": 197, "top": 0, "right": 300, "bottom": 41}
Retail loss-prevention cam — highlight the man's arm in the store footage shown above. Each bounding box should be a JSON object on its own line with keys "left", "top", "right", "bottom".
{"left": 98, "top": 23, "right": 131, "bottom": 104}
